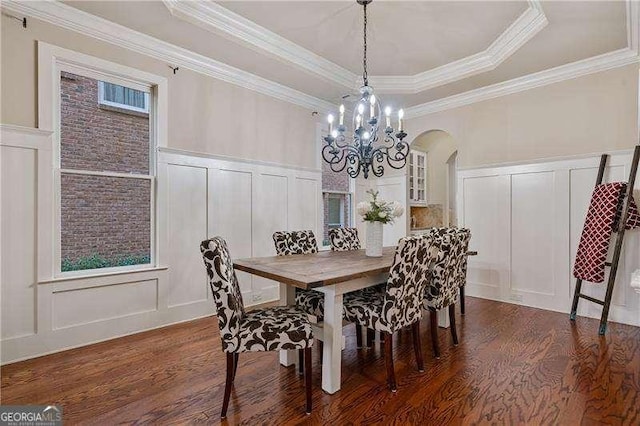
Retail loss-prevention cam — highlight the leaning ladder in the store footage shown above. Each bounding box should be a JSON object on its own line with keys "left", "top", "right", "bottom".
{"left": 570, "top": 145, "right": 640, "bottom": 334}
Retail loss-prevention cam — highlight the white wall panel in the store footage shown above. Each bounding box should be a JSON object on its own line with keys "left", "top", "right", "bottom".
{"left": 1, "top": 146, "right": 37, "bottom": 339}
{"left": 462, "top": 175, "right": 511, "bottom": 300}
{"left": 252, "top": 173, "right": 289, "bottom": 301}
{"left": 375, "top": 176, "right": 407, "bottom": 247}
{"left": 52, "top": 280, "right": 158, "bottom": 329}
{"left": 211, "top": 169, "right": 253, "bottom": 295}
{"left": 166, "top": 164, "right": 208, "bottom": 308}
{"left": 292, "top": 177, "right": 319, "bottom": 232}
{"left": 460, "top": 151, "right": 640, "bottom": 327}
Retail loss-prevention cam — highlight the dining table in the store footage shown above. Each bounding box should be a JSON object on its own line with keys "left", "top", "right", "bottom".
{"left": 234, "top": 246, "right": 396, "bottom": 394}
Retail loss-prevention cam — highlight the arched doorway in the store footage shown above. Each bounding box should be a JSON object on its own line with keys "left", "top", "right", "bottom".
{"left": 407, "top": 130, "right": 457, "bottom": 232}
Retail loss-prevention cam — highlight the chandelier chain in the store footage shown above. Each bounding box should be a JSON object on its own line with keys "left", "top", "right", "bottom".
{"left": 362, "top": 2, "right": 368, "bottom": 86}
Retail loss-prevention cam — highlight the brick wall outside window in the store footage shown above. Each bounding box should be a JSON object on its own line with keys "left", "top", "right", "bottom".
{"left": 322, "top": 161, "right": 351, "bottom": 244}
{"left": 59, "top": 72, "right": 151, "bottom": 269}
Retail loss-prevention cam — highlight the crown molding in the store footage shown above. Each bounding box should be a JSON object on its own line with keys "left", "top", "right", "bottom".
{"left": 1, "top": 0, "right": 335, "bottom": 113}
{"left": 164, "top": 0, "right": 546, "bottom": 95}
{"left": 369, "top": 0, "right": 548, "bottom": 94}
{"left": 162, "top": 0, "right": 356, "bottom": 89}
{"left": 405, "top": 48, "right": 640, "bottom": 119}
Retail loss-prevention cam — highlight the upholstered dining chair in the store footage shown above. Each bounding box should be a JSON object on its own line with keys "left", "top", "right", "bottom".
{"left": 342, "top": 234, "right": 437, "bottom": 392}
{"left": 328, "top": 227, "right": 384, "bottom": 347}
{"left": 423, "top": 231, "right": 469, "bottom": 358}
{"left": 328, "top": 227, "right": 361, "bottom": 251}
{"left": 272, "top": 230, "right": 324, "bottom": 370}
{"left": 200, "top": 237, "right": 314, "bottom": 418}
{"left": 425, "top": 227, "right": 472, "bottom": 315}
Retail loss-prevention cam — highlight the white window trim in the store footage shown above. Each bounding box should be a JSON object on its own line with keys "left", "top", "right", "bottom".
{"left": 37, "top": 42, "right": 168, "bottom": 281}
{"left": 98, "top": 81, "right": 150, "bottom": 114}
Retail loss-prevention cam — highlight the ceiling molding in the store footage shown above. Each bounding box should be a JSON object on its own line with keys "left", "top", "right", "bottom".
{"left": 1, "top": 0, "right": 335, "bottom": 113}
{"left": 162, "top": 0, "right": 356, "bottom": 88}
{"left": 164, "top": 0, "right": 547, "bottom": 94}
{"left": 369, "top": 0, "right": 548, "bottom": 94}
{"left": 404, "top": 48, "right": 640, "bottom": 119}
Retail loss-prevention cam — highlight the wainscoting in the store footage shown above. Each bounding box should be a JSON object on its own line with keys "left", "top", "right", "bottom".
{"left": 0, "top": 125, "right": 322, "bottom": 363}
{"left": 458, "top": 151, "right": 640, "bottom": 327}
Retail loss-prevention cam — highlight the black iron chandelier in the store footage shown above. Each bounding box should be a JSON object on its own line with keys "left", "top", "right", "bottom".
{"left": 322, "top": 0, "right": 409, "bottom": 179}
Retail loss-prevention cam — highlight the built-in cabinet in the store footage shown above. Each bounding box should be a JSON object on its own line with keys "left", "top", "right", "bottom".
{"left": 408, "top": 150, "right": 427, "bottom": 205}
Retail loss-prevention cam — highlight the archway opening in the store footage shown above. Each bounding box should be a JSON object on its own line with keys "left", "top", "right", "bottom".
{"left": 408, "top": 129, "right": 457, "bottom": 231}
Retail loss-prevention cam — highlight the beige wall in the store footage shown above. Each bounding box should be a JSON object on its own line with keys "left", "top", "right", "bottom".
{"left": 1, "top": 16, "right": 320, "bottom": 169}
{"left": 411, "top": 130, "right": 457, "bottom": 204}
{"left": 405, "top": 64, "right": 640, "bottom": 169}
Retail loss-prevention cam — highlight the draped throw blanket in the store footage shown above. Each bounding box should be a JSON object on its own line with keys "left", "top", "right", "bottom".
{"left": 573, "top": 182, "right": 640, "bottom": 283}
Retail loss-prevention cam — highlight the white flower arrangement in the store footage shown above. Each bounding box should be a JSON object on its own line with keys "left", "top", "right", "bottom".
{"left": 357, "top": 189, "right": 404, "bottom": 224}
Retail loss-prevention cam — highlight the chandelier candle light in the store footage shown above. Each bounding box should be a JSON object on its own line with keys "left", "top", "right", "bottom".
{"left": 322, "top": 0, "right": 409, "bottom": 179}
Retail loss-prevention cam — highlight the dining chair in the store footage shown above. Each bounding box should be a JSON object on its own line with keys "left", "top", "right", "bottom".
{"left": 342, "top": 234, "right": 437, "bottom": 392}
{"left": 272, "top": 230, "right": 324, "bottom": 370}
{"left": 425, "top": 227, "right": 471, "bottom": 315}
{"left": 328, "top": 227, "right": 384, "bottom": 347}
{"left": 200, "top": 237, "right": 314, "bottom": 417}
{"left": 423, "top": 232, "right": 468, "bottom": 358}
{"left": 328, "top": 227, "right": 361, "bottom": 251}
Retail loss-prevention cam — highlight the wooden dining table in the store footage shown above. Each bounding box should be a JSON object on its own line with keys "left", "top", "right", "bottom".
{"left": 234, "top": 246, "right": 396, "bottom": 394}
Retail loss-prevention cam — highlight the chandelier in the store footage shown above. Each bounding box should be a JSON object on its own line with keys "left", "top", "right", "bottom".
{"left": 322, "top": 0, "right": 409, "bottom": 179}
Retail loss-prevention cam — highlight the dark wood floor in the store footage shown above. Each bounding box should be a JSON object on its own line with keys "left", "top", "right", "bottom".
{"left": 2, "top": 297, "right": 639, "bottom": 425}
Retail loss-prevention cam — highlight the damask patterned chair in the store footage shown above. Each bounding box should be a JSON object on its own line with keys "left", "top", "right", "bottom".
{"left": 272, "top": 230, "right": 325, "bottom": 370}
{"left": 272, "top": 230, "right": 323, "bottom": 321}
{"left": 426, "top": 227, "right": 472, "bottom": 315}
{"left": 200, "top": 237, "right": 314, "bottom": 418}
{"left": 328, "top": 227, "right": 361, "bottom": 251}
{"left": 423, "top": 232, "right": 469, "bottom": 358}
{"left": 342, "top": 235, "right": 437, "bottom": 391}
{"left": 328, "top": 227, "right": 385, "bottom": 347}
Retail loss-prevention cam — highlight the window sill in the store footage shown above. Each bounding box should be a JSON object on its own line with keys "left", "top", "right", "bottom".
{"left": 39, "top": 266, "right": 168, "bottom": 284}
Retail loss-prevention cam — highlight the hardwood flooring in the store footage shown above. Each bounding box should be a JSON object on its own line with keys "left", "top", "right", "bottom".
{"left": 2, "top": 297, "right": 639, "bottom": 425}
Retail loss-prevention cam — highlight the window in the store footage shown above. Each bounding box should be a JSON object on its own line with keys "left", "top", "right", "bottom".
{"left": 58, "top": 71, "right": 154, "bottom": 273}
{"left": 98, "top": 81, "right": 149, "bottom": 113}
{"left": 321, "top": 160, "right": 353, "bottom": 246}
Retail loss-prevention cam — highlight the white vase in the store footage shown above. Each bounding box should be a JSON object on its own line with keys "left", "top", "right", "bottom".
{"left": 366, "top": 221, "right": 383, "bottom": 257}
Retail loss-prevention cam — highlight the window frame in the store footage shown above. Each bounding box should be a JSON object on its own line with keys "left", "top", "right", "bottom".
{"left": 326, "top": 192, "right": 347, "bottom": 228}
{"left": 316, "top": 123, "right": 356, "bottom": 250}
{"left": 98, "top": 80, "right": 150, "bottom": 114}
{"left": 38, "top": 42, "right": 168, "bottom": 280}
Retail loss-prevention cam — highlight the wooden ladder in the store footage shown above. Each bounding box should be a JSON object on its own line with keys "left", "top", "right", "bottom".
{"left": 569, "top": 145, "right": 640, "bottom": 335}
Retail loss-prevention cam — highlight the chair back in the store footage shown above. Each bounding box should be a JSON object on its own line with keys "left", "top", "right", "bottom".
{"left": 328, "top": 227, "right": 361, "bottom": 251}
{"left": 424, "top": 232, "right": 468, "bottom": 311}
{"left": 200, "top": 237, "right": 246, "bottom": 352}
{"left": 378, "top": 235, "right": 437, "bottom": 333}
{"left": 272, "top": 230, "right": 318, "bottom": 256}
{"left": 426, "top": 228, "right": 471, "bottom": 288}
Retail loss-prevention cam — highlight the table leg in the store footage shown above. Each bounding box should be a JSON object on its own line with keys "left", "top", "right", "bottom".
{"left": 279, "top": 283, "right": 297, "bottom": 367}
{"left": 322, "top": 286, "right": 343, "bottom": 394}
{"left": 437, "top": 308, "right": 450, "bottom": 328}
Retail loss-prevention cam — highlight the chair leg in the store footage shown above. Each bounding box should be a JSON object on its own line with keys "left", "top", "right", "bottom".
{"left": 383, "top": 332, "right": 397, "bottom": 392}
{"left": 298, "top": 350, "right": 304, "bottom": 376}
{"left": 411, "top": 322, "right": 425, "bottom": 372}
{"left": 449, "top": 304, "right": 459, "bottom": 345}
{"left": 221, "top": 353, "right": 234, "bottom": 419}
{"left": 429, "top": 309, "right": 441, "bottom": 359}
{"left": 356, "top": 325, "right": 363, "bottom": 348}
{"left": 367, "top": 328, "right": 375, "bottom": 348}
{"left": 232, "top": 353, "right": 239, "bottom": 383}
{"left": 460, "top": 286, "right": 465, "bottom": 315}
{"left": 304, "top": 347, "right": 312, "bottom": 414}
